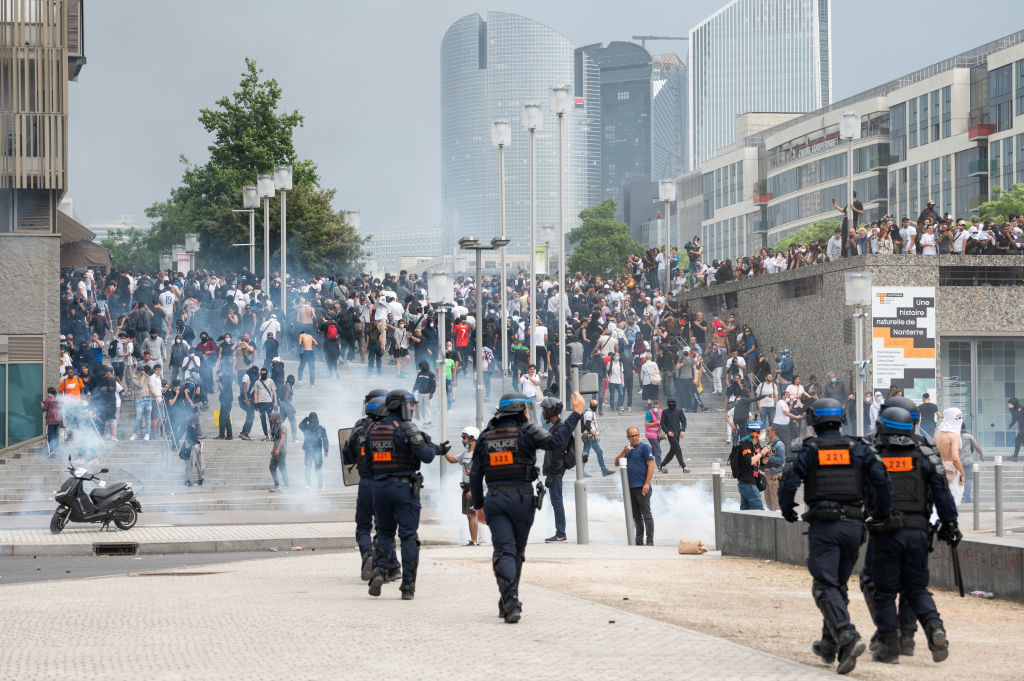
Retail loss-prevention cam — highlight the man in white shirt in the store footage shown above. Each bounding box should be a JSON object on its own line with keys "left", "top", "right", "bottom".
{"left": 519, "top": 363, "right": 541, "bottom": 421}
{"left": 533, "top": 321, "right": 548, "bottom": 375}
{"left": 899, "top": 218, "right": 917, "bottom": 254}
{"left": 826, "top": 228, "right": 843, "bottom": 261}
{"left": 951, "top": 220, "right": 968, "bottom": 254}
{"left": 259, "top": 314, "right": 281, "bottom": 342}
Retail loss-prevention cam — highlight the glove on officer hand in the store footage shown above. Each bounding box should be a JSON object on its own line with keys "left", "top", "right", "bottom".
{"left": 938, "top": 521, "right": 962, "bottom": 546}
{"left": 439, "top": 440, "right": 451, "bottom": 455}
{"left": 782, "top": 509, "right": 799, "bottom": 523}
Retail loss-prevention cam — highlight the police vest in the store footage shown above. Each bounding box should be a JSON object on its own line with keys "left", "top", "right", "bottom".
{"left": 481, "top": 424, "right": 534, "bottom": 483}
{"left": 368, "top": 421, "right": 418, "bottom": 475}
{"left": 878, "top": 440, "right": 930, "bottom": 521}
{"left": 803, "top": 437, "right": 863, "bottom": 505}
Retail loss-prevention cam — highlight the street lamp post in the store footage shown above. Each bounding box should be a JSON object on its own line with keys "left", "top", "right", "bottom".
{"left": 491, "top": 120, "right": 511, "bottom": 392}
{"left": 459, "top": 236, "right": 511, "bottom": 431}
{"left": 428, "top": 270, "right": 453, "bottom": 485}
{"left": 840, "top": 112, "right": 861, "bottom": 252}
{"left": 242, "top": 186, "right": 258, "bottom": 273}
{"left": 659, "top": 180, "right": 677, "bottom": 298}
{"left": 274, "top": 165, "right": 293, "bottom": 322}
{"left": 257, "top": 174, "right": 275, "bottom": 295}
{"left": 522, "top": 104, "right": 542, "bottom": 386}
{"left": 550, "top": 86, "right": 569, "bottom": 406}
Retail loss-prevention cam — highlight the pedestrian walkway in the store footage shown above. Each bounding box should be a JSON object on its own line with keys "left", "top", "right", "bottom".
{"left": 0, "top": 545, "right": 838, "bottom": 681}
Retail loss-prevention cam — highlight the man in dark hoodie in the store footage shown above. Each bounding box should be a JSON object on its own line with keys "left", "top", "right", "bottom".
{"left": 299, "top": 412, "right": 330, "bottom": 490}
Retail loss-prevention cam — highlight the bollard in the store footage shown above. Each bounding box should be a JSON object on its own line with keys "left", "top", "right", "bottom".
{"left": 972, "top": 462, "right": 980, "bottom": 531}
{"left": 712, "top": 461, "right": 723, "bottom": 551}
{"left": 570, "top": 366, "right": 590, "bottom": 545}
{"left": 618, "top": 458, "right": 635, "bottom": 545}
{"left": 995, "top": 456, "right": 1004, "bottom": 538}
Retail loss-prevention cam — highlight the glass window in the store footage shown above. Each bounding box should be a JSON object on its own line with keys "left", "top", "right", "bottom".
{"left": 1017, "top": 134, "right": 1024, "bottom": 185}
{"left": 942, "top": 86, "right": 952, "bottom": 138}
{"left": 931, "top": 158, "right": 941, "bottom": 210}
{"left": 899, "top": 167, "right": 908, "bottom": 222}
{"left": 991, "top": 140, "right": 1001, "bottom": 181}
{"left": 1005, "top": 137, "right": 1015, "bottom": 192}
{"left": 989, "top": 65, "right": 1013, "bottom": 132}
{"left": 0, "top": 366, "right": 5, "bottom": 448}
{"left": 738, "top": 163, "right": 743, "bottom": 202}
{"left": 1017, "top": 59, "right": 1024, "bottom": 117}
{"left": 890, "top": 102, "right": 907, "bottom": 162}
{"left": 931, "top": 90, "right": 941, "bottom": 143}
{"left": 919, "top": 94, "right": 929, "bottom": 146}
{"left": 0, "top": 189, "right": 10, "bottom": 233}
{"left": 940, "top": 340, "right": 973, "bottom": 433}
{"left": 909, "top": 164, "right": 918, "bottom": 215}
{"left": 703, "top": 172, "right": 714, "bottom": 220}
{"left": 908, "top": 98, "right": 918, "bottom": 149}
{"left": 943, "top": 155, "right": 953, "bottom": 216}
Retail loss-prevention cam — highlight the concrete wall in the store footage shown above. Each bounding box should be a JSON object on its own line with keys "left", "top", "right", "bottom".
{"left": 721, "top": 510, "right": 1024, "bottom": 602}
{"left": 677, "top": 254, "right": 1024, "bottom": 394}
{"left": 0, "top": 234, "right": 62, "bottom": 449}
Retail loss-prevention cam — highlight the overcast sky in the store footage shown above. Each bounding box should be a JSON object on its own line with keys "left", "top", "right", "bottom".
{"left": 68, "top": 1, "right": 1024, "bottom": 233}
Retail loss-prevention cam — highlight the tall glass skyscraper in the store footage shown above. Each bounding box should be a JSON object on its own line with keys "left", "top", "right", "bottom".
{"left": 441, "top": 12, "right": 600, "bottom": 257}
{"left": 688, "top": 0, "right": 832, "bottom": 168}
{"left": 651, "top": 52, "right": 688, "bottom": 180}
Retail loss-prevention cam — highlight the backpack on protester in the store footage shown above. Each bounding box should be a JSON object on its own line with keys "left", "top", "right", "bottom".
{"left": 326, "top": 323, "right": 339, "bottom": 341}
{"left": 107, "top": 339, "right": 117, "bottom": 359}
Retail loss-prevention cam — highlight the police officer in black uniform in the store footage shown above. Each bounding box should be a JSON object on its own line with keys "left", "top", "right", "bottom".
{"left": 471, "top": 390, "right": 584, "bottom": 623}
{"left": 859, "top": 395, "right": 930, "bottom": 655}
{"left": 341, "top": 389, "right": 395, "bottom": 582}
{"left": 367, "top": 389, "right": 448, "bottom": 600}
{"left": 865, "top": 406, "right": 960, "bottom": 664}
{"left": 778, "top": 397, "right": 893, "bottom": 675}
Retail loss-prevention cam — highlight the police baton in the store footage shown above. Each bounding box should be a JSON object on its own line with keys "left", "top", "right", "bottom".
{"left": 950, "top": 541, "right": 965, "bottom": 598}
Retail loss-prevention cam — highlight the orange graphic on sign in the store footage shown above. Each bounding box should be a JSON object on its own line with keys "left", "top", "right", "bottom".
{"left": 489, "top": 451, "right": 514, "bottom": 466}
{"left": 373, "top": 451, "right": 392, "bottom": 462}
{"left": 871, "top": 327, "right": 935, "bottom": 359}
{"left": 818, "top": 449, "right": 851, "bottom": 466}
{"left": 883, "top": 456, "right": 914, "bottom": 472}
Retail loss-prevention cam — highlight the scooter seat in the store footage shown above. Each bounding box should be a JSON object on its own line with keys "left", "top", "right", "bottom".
{"left": 90, "top": 483, "right": 128, "bottom": 501}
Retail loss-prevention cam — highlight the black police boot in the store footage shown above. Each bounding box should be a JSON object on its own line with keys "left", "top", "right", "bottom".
{"left": 385, "top": 559, "right": 402, "bottom": 583}
{"left": 899, "top": 630, "right": 916, "bottom": 656}
{"left": 400, "top": 581, "right": 415, "bottom": 601}
{"left": 502, "top": 598, "right": 522, "bottom": 624}
{"left": 925, "top": 621, "right": 948, "bottom": 663}
{"left": 360, "top": 551, "right": 373, "bottom": 582}
{"left": 871, "top": 631, "right": 900, "bottom": 665}
{"left": 835, "top": 629, "right": 866, "bottom": 674}
{"left": 367, "top": 569, "right": 384, "bottom": 598}
{"left": 811, "top": 625, "right": 837, "bottom": 664}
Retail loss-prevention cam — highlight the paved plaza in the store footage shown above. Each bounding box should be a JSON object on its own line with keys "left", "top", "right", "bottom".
{"left": 0, "top": 544, "right": 845, "bottom": 681}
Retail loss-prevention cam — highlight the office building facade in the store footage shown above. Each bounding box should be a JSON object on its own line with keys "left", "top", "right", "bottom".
{"left": 689, "top": 0, "right": 832, "bottom": 168}
{"left": 440, "top": 12, "right": 600, "bottom": 258}
{"left": 0, "top": 0, "right": 85, "bottom": 452}
{"left": 651, "top": 53, "right": 688, "bottom": 181}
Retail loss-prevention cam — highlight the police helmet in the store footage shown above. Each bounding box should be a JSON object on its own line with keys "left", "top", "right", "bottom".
{"left": 882, "top": 396, "right": 919, "bottom": 423}
{"left": 497, "top": 392, "right": 533, "bottom": 415}
{"left": 807, "top": 397, "right": 846, "bottom": 429}
{"left": 461, "top": 425, "right": 480, "bottom": 441}
{"left": 540, "top": 396, "right": 563, "bottom": 421}
{"left": 385, "top": 388, "right": 417, "bottom": 421}
{"left": 746, "top": 419, "right": 764, "bottom": 432}
{"left": 876, "top": 406, "right": 915, "bottom": 435}
{"left": 363, "top": 388, "right": 387, "bottom": 416}
{"left": 365, "top": 396, "right": 388, "bottom": 419}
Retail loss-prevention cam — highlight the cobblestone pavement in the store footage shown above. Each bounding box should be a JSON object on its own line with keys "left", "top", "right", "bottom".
{"left": 0, "top": 545, "right": 839, "bottom": 681}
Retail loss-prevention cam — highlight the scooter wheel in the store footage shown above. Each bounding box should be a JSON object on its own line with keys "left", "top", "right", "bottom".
{"left": 113, "top": 504, "right": 138, "bottom": 530}
{"left": 50, "top": 508, "right": 69, "bottom": 534}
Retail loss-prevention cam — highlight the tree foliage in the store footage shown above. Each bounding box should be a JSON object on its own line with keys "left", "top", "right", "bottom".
{"left": 566, "top": 199, "right": 644, "bottom": 276}
{"left": 979, "top": 183, "right": 1024, "bottom": 223}
{"left": 772, "top": 219, "right": 842, "bottom": 251}
{"left": 103, "top": 59, "right": 365, "bottom": 275}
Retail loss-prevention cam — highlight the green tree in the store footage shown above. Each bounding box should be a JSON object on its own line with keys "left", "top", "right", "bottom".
{"left": 100, "top": 227, "right": 157, "bottom": 272}
{"left": 979, "top": 183, "right": 1024, "bottom": 223}
{"left": 772, "top": 218, "right": 841, "bottom": 251}
{"left": 106, "top": 59, "right": 365, "bottom": 275}
{"left": 566, "top": 199, "right": 644, "bottom": 276}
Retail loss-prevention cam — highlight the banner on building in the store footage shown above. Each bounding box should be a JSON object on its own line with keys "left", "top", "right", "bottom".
{"left": 871, "top": 286, "right": 936, "bottom": 401}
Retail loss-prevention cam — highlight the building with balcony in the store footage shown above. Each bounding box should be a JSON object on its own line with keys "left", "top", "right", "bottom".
{"left": 689, "top": 29, "right": 1024, "bottom": 255}
{"left": 0, "top": 0, "right": 84, "bottom": 452}
{"left": 440, "top": 12, "right": 601, "bottom": 258}
{"left": 688, "top": 0, "right": 832, "bottom": 169}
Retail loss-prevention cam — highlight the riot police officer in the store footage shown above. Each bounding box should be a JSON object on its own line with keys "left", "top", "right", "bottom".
{"left": 341, "top": 389, "right": 395, "bottom": 582}
{"left": 471, "top": 391, "right": 584, "bottom": 623}
{"left": 865, "top": 406, "right": 960, "bottom": 664}
{"left": 859, "top": 394, "right": 931, "bottom": 655}
{"left": 367, "top": 389, "right": 448, "bottom": 600}
{"left": 778, "top": 397, "right": 893, "bottom": 675}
